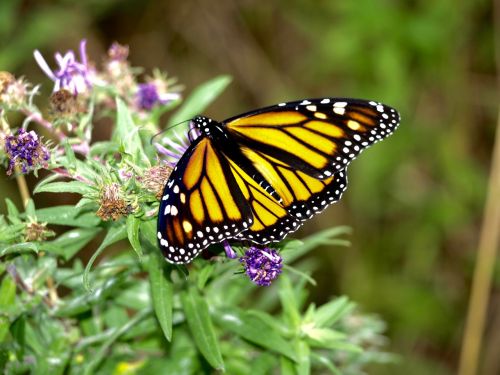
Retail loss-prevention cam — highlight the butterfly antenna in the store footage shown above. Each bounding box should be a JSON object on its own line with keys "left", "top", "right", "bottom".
{"left": 150, "top": 119, "right": 192, "bottom": 145}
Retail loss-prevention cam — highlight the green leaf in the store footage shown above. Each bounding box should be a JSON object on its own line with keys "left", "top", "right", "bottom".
{"left": 304, "top": 327, "right": 347, "bottom": 349}
{"left": 10, "top": 314, "right": 26, "bottom": 355}
{"left": 197, "top": 263, "right": 215, "bottom": 290}
{"left": 181, "top": 288, "right": 224, "bottom": 371}
{"left": 148, "top": 252, "right": 173, "bottom": 342}
{"left": 0, "top": 242, "right": 39, "bottom": 256}
{"left": 294, "top": 340, "right": 311, "bottom": 375}
{"left": 126, "top": 215, "right": 143, "bottom": 259}
{"left": 0, "top": 222, "right": 24, "bottom": 243}
{"left": 213, "top": 306, "right": 297, "bottom": 362}
{"left": 283, "top": 226, "right": 351, "bottom": 263}
{"left": 34, "top": 180, "right": 94, "bottom": 195}
{"left": 83, "top": 225, "right": 127, "bottom": 291}
{"left": 41, "top": 227, "right": 101, "bottom": 260}
{"left": 0, "top": 275, "right": 15, "bottom": 307}
{"left": 314, "top": 296, "right": 354, "bottom": 328}
{"left": 34, "top": 205, "right": 100, "bottom": 228}
{"left": 60, "top": 139, "right": 77, "bottom": 172}
{"left": 310, "top": 352, "right": 342, "bottom": 375}
{"left": 82, "top": 308, "right": 151, "bottom": 375}
{"left": 114, "top": 97, "right": 147, "bottom": 165}
{"left": 24, "top": 199, "right": 36, "bottom": 217}
{"left": 251, "top": 353, "right": 277, "bottom": 374}
{"left": 279, "top": 275, "right": 301, "bottom": 330}
{"left": 139, "top": 220, "right": 157, "bottom": 248}
{"left": 54, "top": 274, "right": 128, "bottom": 317}
{"left": 168, "top": 75, "right": 231, "bottom": 127}
{"left": 115, "top": 281, "right": 151, "bottom": 310}
{"left": 89, "top": 141, "right": 119, "bottom": 157}
{"left": 5, "top": 198, "right": 21, "bottom": 224}
{"left": 283, "top": 264, "right": 317, "bottom": 286}
{"left": 0, "top": 276, "right": 16, "bottom": 342}
{"left": 280, "top": 356, "right": 296, "bottom": 375}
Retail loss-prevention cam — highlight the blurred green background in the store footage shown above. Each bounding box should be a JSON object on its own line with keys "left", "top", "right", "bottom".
{"left": 0, "top": 0, "right": 497, "bottom": 373}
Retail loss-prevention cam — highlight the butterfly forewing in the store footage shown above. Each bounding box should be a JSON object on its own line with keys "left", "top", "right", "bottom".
{"left": 224, "top": 98, "right": 400, "bottom": 179}
{"left": 157, "top": 137, "right": 253, "bottom": 263}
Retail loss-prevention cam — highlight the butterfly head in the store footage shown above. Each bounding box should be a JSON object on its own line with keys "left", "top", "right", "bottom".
{"left": 191, "top": 115, "right": 224, "bottom": 140}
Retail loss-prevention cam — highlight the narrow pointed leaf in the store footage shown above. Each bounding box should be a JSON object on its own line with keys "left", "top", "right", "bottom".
{"left": 168, "top": 75, "right": 232, "bottom": 127}
{"left": 34, "top": 181, "right": 94, "bottom": 195}
{"left": 314, "top": 296, "right": 354, "bottom": 328}
{"left": 148, "top": 252, "right": 173, "bottom": 341}
{"left": 83, "top": 225, "right": 127, "bottom": 291}
{"left": 126, "top": 215, "right": 143, "bottom": 259}
{"left": 181, "top": 288, "right": 224, "bottom": 371}
{"left": 294, "top": 340, "right": 311, "bottom": 375}
{"left": 34, "top": 206, "right": 100, "bottom": 227}
{"left": 41, "top": 227, "right": 101, "bottom": 260}
{"left": 213, "top": 306, "right": 297, "bottom": 362}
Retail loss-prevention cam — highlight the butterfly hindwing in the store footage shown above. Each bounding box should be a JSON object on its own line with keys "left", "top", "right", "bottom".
{"left": 224, "top": 98, "right": 400, "bottom": 179}
{"left": 232, "top": 146, "right": 348, "bottom": 243}
{"left": 226, "top": 157, "right": 300, "bottom": 244}
{"left": 157, "top": 137, "right": 253, "bottom": 263}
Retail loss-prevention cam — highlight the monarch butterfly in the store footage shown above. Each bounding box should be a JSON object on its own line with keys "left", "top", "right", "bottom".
{"left": 157, "top": 98, "right": 400, "bottom": 264}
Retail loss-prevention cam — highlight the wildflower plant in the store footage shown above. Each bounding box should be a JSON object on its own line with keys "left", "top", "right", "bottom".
{"left": 0, "top": 41, "right": 394, "bottom": 374}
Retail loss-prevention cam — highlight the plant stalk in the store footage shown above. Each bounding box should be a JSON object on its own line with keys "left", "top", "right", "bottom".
{"left": 458, "top": 106, "right": 500, "bottom": 375}
{"left": 15, "top": 171, "right": 30, "bottom": 207}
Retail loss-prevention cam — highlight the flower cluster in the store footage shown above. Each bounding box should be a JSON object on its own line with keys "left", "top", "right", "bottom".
{"left": 239, "top": 246, "right": 283, "bottom": 286}
{"left": 4, "top": 129, "right": 49, "bottom": 175}
{"left": 2, "top": 39, "right": 288, "bottom": 288}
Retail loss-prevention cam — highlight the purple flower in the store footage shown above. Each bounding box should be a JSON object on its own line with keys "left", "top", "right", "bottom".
{"left": 136, "top": 83, "right": 180, "bottom": 111}
{"left": 223, "top": 240, "right": 237, "bottom": 259}
{"left": 153, "top": 129, "right": 191, "bottom": 167}
{"left": 239, "top": 246, "right": 283, "bottom": 286}
{"left": 34, "top": 40, "right": 93, "bottom": 95}
{"left": 4, "top": 129, "right": 49, "bottom": 175}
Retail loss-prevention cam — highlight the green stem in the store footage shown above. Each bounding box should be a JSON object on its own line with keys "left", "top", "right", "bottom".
{"left": 14, "top": 170, "right": 30, "bottom": 208}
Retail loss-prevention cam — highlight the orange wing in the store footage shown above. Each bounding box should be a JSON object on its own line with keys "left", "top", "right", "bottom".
{"left": 157, "top": 137, "right": 252, "bottom": 263}
{"left": 224, "top": 98, "right": 400, "bottom": 179}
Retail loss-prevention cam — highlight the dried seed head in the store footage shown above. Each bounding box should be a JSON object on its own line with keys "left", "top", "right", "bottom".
{"left": 0, "top": 74, "right": 28, "bottom": 107}
{"left": 0, "top": 71, "right": 15, "bottom": 95}
{"left": 96, "top": 182, "right": 133, "bottom": 221}
{"left": 139, "top": 165, "right": 172, "bottom": 199}
{"left": 25, "top": 221, "right": 54, "bottom": 242}
{"left": 50, "top": 89, "right": 79, "bottom": 116}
